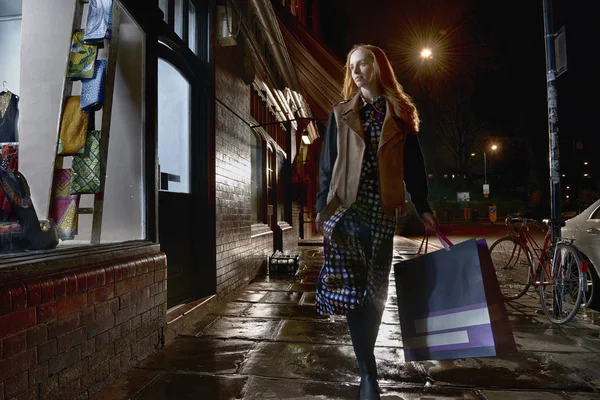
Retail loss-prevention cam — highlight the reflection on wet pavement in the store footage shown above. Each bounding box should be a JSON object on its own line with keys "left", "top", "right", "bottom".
{"left": 93, "top": 240, "right": 600, "bottom": 400}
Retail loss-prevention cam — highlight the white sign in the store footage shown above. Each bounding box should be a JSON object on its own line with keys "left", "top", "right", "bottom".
{"left": 457, "top": 192, "right": 470, "bottom": 202}
{"left": 483, "top": 184, "right": 490, "bottom": 195}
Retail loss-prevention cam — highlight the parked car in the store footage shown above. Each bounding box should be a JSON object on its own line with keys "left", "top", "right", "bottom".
{"left": 561, "top": 199, "right": 600, "bottom": 310}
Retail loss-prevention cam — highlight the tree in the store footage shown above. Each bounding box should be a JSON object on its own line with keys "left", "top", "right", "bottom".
{"left": 432, "top": 94, "right": 485, "bottom": 182}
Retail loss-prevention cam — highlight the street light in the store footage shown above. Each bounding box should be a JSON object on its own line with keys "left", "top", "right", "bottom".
{"left": 484, "top": 144, "right": 499, "bottom": 185}
{"left": 420, "top": 48, "right": 433, "bottom": 59}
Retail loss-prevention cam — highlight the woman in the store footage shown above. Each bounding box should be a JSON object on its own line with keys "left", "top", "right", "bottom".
{"left": 315, "top": 44, "right": 438, "bottom": 399}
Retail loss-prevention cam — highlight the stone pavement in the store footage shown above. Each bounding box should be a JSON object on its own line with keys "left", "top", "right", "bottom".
{"left": 93, "top": 236, "right": 600, "bottom": 400}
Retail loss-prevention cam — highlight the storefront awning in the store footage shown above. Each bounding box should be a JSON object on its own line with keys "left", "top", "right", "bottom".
{"left": 274, "top": 5, "right": 344, "bottom": 125}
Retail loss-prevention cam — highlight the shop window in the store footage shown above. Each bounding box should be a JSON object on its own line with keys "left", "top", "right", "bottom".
{"left": 276, "top": 151, "right": 287, "bottom": 222}
{"left": 159, "top": 0, "right": 197, "bottom": 48}
{"left": 0, "top": 1, "right": 147, "bottom": 255}
{"left": 251, "top": 130, "right": 265, "bottom": 225}
{"left": 158, "top": 59, "right": 190, "bottom": 194}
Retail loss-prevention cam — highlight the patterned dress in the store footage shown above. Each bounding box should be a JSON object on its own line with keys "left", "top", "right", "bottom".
{"left": 315, "top": 96, "right": 397, "bottom": 316}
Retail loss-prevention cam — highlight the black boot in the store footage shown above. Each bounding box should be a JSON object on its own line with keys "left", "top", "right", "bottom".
{"left": 347, "top": 306, "right": 381, "bottom": 400}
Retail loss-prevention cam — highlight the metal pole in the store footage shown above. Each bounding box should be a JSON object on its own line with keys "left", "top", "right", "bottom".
{"left": 543, "top": 0, "right": 561, "bottom": 242}
{"left": 484, "top": 152, "right": 487, "bottom": 184}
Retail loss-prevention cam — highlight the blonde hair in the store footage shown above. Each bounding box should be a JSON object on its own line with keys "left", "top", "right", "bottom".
{"left": 343, "top": 44, "right": 420, "bottom": 132}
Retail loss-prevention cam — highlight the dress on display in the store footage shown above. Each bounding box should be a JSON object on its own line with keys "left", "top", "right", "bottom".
{"left": 0, "top": 91, "right": 19, "bottom": 143}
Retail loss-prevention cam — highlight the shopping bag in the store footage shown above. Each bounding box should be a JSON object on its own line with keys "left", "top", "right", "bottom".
{"left": 394, "top": 232, "right": 516, "bottom": 361}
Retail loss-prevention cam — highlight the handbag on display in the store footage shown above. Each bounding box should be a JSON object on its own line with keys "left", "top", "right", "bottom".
{"left": 0, "top": 169, "right": 58, "bottom": 252}
{"left": 394, "top": 231, "right": 517, "bottom": 361}
{"left": 71, "top": 130, "right": 101, "bottom": 194}
{"left": 58, "top": 96, "right": 88, "bottom": 155}
{"left": 50, "top": 169, "right": 81, "bottom": 240}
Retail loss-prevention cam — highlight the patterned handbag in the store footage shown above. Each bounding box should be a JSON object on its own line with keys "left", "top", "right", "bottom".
{"left": 50, "top": 169, "right": 80, "bottom": 240}
{"left": 81, "top": 60, "right": 107, "bottom": 113}
{"left": 71, "top": 130, "right": 101, "bottom": 194}
{"left": 66, "top": 29, "right": 98, "bottom": 80}
{"left": 58, "top": 96, "right": 88, "bottom": 155}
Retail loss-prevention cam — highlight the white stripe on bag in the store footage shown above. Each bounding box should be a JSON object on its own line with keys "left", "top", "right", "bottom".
{"left": 404, "top": 330, "right": 469, "bottom": 348}
{"left": 414, "top": 308, "right": 491, "bottom": 334}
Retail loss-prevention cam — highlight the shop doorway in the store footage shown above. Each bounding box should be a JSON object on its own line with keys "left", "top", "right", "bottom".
{"left": 157, "top": 46, "right": 214, "bottom": 307}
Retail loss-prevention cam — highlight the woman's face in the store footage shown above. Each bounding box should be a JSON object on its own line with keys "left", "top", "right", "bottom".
{"left": 349, "top": 49, "right": 376, "bottom": 91}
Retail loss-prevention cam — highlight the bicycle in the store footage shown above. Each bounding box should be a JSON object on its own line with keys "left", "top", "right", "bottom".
{"left": 489, "top": 216, "right": 588, "bottom": 324}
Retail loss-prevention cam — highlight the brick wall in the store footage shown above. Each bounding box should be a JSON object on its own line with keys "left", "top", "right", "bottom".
{"left": 0, "top": 253, "right": 166, "bottom": 399}
{"left": 215, "top": 46, "right": 271, "bottom": 297}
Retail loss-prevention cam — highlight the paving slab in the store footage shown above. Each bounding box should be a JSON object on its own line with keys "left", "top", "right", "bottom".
{"left": 132, "top": 373, "right": 247, "bottom": 400}
{"left": 260, "top": 291, "right": 304, "bottom": 304}
{"left": 419, "top": 352, "right": 592, "bottom": 391}
{"left": 240, "top": 376, "right": 358, "bottom": 399}
{"left": 481, "top": 390, "right": 565, "bottom": 399}
{"left": 240, "top": 342, "right": 359, "bottom": 382}
{"left": 199, "top": 316, "right": 281, "bottom": 340}
{"left": 140, "top": 338, "right": 257, "bottom": 374}
{"left": 242, "top": 303, "right": 324, "bottom": 320}
{"left": 273, "top": 318, "right": 351, "bottom": 345}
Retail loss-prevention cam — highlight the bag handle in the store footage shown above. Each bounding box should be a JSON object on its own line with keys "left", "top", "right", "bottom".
{"left": 435, "top": 229, "right": 453, "bottom": 251}
{"left": 419, "top": 229, "right": 453, "bottom": 253}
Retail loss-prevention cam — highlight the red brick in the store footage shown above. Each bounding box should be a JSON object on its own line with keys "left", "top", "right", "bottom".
{"left": 56, "top": 293, "right": 87, "bottom": 316}
{"left": 2, "top": 332, "right": 27, "bottom": 358}
{"left": 53, "top": 275, "right": 67, "bottom": 298}
{"left": 88, "top": 286, "right": 114, "bottom": 305}
{"left": 86, "top": 267, "right": 105, "bottom": 289}
{"left": 47, "top": 312, "right": 79, "bottom": 339}
{"left": 74, "top": 271, "right": 88, "bottom": 293}
{"left": 26, "top": 325, "right": 47, "bottom": 349}
{"left": 23, "top": 279, "right": 42, "bottom": 308}
{"left": 154, "top": 267, "right": 167, "bottom": 282}
{"left": 29, "top": 361, "right": 49, "bottom": 385}
{"left": 0, "top": 309, "right": 36, "bottom": 339}
{"left": 104, "top": 266, "right": 115, "bottom": 285}
{"left": 37, "top": 302, "right": 57, "bottom": 324}
{"left": 95, "top": 298, "right": 119, "bottom": 320}
{"left": 0, "top": 285, "right": 11, "bottom": 316}
{"left": 63, "top": 273, "right": 77, "bottom": 296}
{"left": 135, "top": 259, "right": 149, "bottom": 276}
{"left": 81, "top": 337, "right": 96, "bottom": 357}
{"left": 113, "top": 264, "right": 127, "bottom": 282}
{"left": 115, "top": 277, "right": 137, "bottom": 296}
{"left": 49, "top": 345, "right": 81, "bottom": 375}
{"left": 119, "top": 292, "right": 133, "bottom": 310}
{"left": 0, "top": 348, "right": 36, "bottom": 382}
{"left": 95, "top": 331, "right": 109, "bottom": 350}
{"left": 38, "top": 339, "right": 57, "bottom": 363}
{"left": 14, "top": 385, "right": 38, "bottom": 400}
{"left": 57, "top": 327, "right": 86, "bottom": 353}
{"left": 87, "top": 316, "right": 114, "bottom": 338}
{"left": 40, "top": 277, "right": 55, "bottom": 304}
{"left": 141, "top": 272, "right": 154, "bottom": 289}
{"left": 140, "top": 286, "right": 150, "bottom": 300}
{"left": 114, "top": 306, "right": 135, "bottom": 325}
{"left": 8, "top": 282, "right": 27, "bottom": 312}
{"left": 4, "top": 370, "right": 28, "bottom": 398}
{"left": 79, "top": 306, "right": 95, "bottom": 326}
{"left": 149, "top": 282, "right": 160, "bottom": 296}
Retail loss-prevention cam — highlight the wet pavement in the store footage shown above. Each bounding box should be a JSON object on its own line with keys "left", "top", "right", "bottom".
{"left": 93, "top": 232, "right": 600, "bottom": 399}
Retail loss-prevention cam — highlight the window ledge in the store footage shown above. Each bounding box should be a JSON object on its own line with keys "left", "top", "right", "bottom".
{"left": 278, "top": 221, "right": 293, "bottom": 231}
{"left": 251, "top": 224, "right": 272, "bottom": 238}
{"left": 0, "top": 240, "right": 160, "bottom": 284}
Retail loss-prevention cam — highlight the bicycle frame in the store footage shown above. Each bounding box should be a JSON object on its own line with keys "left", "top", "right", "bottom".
{"left": 507, "top": 219, "right": 554, "bottom": 286}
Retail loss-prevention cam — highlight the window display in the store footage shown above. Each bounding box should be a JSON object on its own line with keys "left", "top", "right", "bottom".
{"left": 0, "top": 0, "right": 146, "bottom": 254}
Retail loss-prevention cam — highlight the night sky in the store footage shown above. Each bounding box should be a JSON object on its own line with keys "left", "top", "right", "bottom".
{"left": 318, "top": 0, "right": 599, "bottom": 207}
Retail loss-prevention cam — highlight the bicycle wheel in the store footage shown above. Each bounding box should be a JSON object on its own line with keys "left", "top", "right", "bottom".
{"left": 539, "top": 242, "right": 584, "bottom": 324}
{"left": 489, "top": 236, "right": 532, "bottom": 300}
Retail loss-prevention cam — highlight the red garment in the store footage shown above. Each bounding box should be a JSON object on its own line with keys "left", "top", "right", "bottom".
{"left": 0, "top": 144, "right": 18, "bottom": 221}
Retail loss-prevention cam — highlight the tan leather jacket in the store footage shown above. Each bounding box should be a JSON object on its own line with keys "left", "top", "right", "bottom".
{"left": 317, "top": 92, "right": 430, "bottom": 221}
